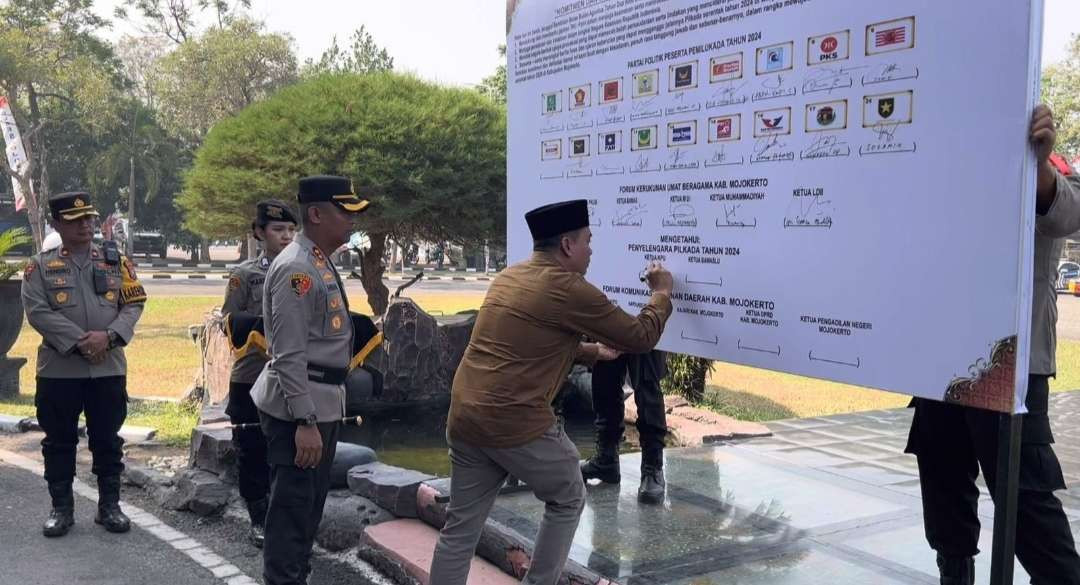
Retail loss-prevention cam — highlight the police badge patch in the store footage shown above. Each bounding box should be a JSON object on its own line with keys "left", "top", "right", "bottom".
{"left": 23, "top": 262, "right": 35, "bottom": 279}
{"left": 228, "top": 276, "right": 242, "bottom": 292}
{"left": 291, "top": 273, "right": 312, "bottom": 297}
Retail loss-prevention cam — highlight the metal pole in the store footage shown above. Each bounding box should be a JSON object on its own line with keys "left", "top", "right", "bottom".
{"left": 989, "top": 412, "right": 1023, "bottom": 585}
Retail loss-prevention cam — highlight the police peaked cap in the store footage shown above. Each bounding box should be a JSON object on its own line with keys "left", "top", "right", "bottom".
{"left": 525, "top": 199, "right": 590, "bottom": 240}
{"left": 297, "top": 175, "right": 370, "bottom": 214}
{"left": 49, "top": 191, "right": 100, "bottom": 221}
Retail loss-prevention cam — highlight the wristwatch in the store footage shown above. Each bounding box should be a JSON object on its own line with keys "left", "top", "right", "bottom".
{"left": 296, "top": 413, "right": 318, "bottom": 427}
{"left": 106, "top": 329, "right": 121, "bottom": 350}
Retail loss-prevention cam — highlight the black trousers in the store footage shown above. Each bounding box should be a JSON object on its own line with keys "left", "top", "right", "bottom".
{"left": 35, "top": 376, "right": 127, "bottom": 484}
{"left": 227, "top": 381, "right": 270, "bottom": 503}
{"left": 260, "top": 412, "right": 339, "bottom": 585}
{"left": 906, "top": 375, "right": 1080, "bottom": 584}
{"left": 591, "top": 350, "right": 668, "bottom": 455}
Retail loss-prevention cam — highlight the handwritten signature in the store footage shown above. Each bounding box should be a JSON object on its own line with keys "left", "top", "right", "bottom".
{"left": 870, "top": 121, "right": 901, "bottom": 142}
{"left": 613, "top": 204, "right": 647, "bottom": 226}
{"left": 785, "top": 194, "right": 834, "bottom": 228}
{"left": 803, "top": 134, "right": 849, "bottom": 158}
{"left": 753, "top": 135, "right": 788, "bottom": 157}
{"left": 803, "top": 65, "right": 865, "bottom": 93}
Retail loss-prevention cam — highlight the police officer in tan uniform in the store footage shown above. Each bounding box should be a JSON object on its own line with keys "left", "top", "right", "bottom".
{"left": 250, "top": 176, "right": 370, "bottom": 585}
{"left": 221, "top": 199, "right": 297, "bottom": 547}
{"left": 21, "top": 191, "right": 147, "bottom": 537}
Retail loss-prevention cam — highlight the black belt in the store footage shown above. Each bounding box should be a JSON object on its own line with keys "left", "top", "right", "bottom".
{"left": 307, "top": 364, "right": 348, "bottom": 385}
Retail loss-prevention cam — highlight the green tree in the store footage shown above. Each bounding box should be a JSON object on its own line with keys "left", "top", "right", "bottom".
{"left": 477, "top": 44, "right": 507, "bottom": 105}
{"left": 151, "top": 17, "right": 297, "bottom": 146}
{"left": 303, "top": 26, "right": 394, "bottom": 76}
{"left": 114, "top": 0, "right": 253, "bottom": 44}
{"left": 0, "top": 0, "right": 123, "bottom": 248}
{"left": 1043, "top": 34, "right": 1080, "bottom": 159}
{"left": 180, "top": 72, "right": 506, "bottom": 314}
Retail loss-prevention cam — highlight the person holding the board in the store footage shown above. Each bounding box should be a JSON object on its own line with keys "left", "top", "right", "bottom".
{"left": 906, "top": 105, "right": 1080, "bottom": 585}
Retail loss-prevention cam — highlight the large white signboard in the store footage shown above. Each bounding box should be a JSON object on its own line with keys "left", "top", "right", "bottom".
{"left": 507, "top": 0, "right": 1045, "bottom": 412}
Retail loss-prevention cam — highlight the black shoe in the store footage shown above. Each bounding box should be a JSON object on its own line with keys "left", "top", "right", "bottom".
{"left": 937, "top": 553, "right": 975, "bottom": 585}
{"left": 580, "top": 450, "right": 621, "bottom": 484}
{"left": 246, "top": 498, "right": 267, "bottom": 549}
{"left": 637, "top": 464, "right": 665, "bottom": 504}
{"left": 43, "top": 481, "right": 75, "bottom": 537}
{"left": 43, "top": 507, "right": 75, "bottom": 537}
{"left": 95, "top": 475, "right": 130, "bottom": 533}
{"left": 95, "top": 503, "right": 131, "bottom": 533}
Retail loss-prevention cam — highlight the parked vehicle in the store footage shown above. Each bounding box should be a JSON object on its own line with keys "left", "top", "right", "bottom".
{"left": 132, "top": 230, "right": 168, "bottom": 259}
{"left": 1059, "top": 261, "right": 1080, "bottom": 294}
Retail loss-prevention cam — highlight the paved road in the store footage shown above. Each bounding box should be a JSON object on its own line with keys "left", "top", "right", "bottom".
{"left": 0, "top": 461, "right": 231, "bottom": 585}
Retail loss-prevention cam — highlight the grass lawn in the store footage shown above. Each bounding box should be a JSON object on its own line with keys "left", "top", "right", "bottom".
{"left": 5, "top": 290, "right": 1078, "bottom": 439}
{"left": 703, "top": 339, "right": 1080, "bottom": 421}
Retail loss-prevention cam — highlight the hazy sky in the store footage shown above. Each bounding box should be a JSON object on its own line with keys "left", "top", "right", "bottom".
{"left": 94, "top": 0, "right": 1078, "bottom": 87}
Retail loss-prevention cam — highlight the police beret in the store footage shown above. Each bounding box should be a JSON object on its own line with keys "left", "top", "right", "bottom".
{"left": 297, "top": 175, "right": 370, "bottom": 214}
{"left": 255, "top": 199, "right": 298, "bottom": 226}
{"left": 525, "top": 199, "right": 589, "bottom": 239}
{"left": 49, "top": 191, "right": 100, "bottom": 221}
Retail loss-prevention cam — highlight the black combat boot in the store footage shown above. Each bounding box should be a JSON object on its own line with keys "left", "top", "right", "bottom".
{"left": 43, "top": 481, "right": 75, "bottom": 538}
{"left": 580, "top": 439, "right": 621, "bottom": 484}
{"left": 94, "top": 475, "right": 131, "bottom": 533}
{"left": 937, "top": 553, "right": 975, "bottom": 585}
{"left": 638, "top": 448, "right": 666, "bottom": 504}
{"left": 246, "top": 497, "right": 267, "bottom": 548}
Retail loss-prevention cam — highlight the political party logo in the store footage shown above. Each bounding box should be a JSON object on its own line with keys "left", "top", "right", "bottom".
{"left": 756, "top": 42, "right": 794, "bottom": 75}
{"left": 600, "top": 78, "right": 622, "bottom": 104}
{"left": 542, "top": 91, "right": 561, "bottom": 115}
{"left": 600, "top": 130, "right": 622, "bottom": 154}
{"left": 710, "top": 53, "right": 743, "bottom": 82}
{"left": 805, "top": 100, "right": 848, "bottom": 132}
{"left": 866, "top": 17, "right": 915, "bottom": 55}
{"left": 541, "top": 139, "right": 562, "bottom": 160}
{"left": 570, "top": 135, "right": 590, "bottom": 157}
{"left": 808, "top": 30, "right": 850, "bottom": 65}
{"left": 633, "top": 70, "right": 658, "bottom": 98}
{"left": 631, "top": 126, "right": 657, "bottom": 150}
{"left": 569, "top": 84, "right": 590, "bottom": 110}
{"left": 667, "top": 120, "right": 697, "bottom": 147}
{"left": 862, "top": 91, "right": 913, "bottom": 127}
{"left": 754, "top": 107, "right": 792, "bottom": 137}
{"left": 708, "top": 114, "right": 741, "bottom": 142}
{"left": 669, "top": 61, "right": 698, "bottom": 91}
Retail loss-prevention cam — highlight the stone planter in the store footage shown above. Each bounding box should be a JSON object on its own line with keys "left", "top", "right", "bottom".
{"left": 0, "top": 280, "right": 27, "bottom": 398}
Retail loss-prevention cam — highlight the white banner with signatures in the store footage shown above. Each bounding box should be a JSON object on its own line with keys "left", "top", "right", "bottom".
{"left": 507, "top": 0, "right": 1045, "bottom": 412}
{"left": 0, "top": 96, "right": 31, "bottom": 212}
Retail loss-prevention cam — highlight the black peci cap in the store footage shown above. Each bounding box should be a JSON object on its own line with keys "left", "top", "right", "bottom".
{"left": 525, "top": 199, "right": 589, "bottom": 239}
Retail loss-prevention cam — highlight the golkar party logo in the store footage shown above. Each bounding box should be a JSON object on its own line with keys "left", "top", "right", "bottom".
{"left": 808, "top": 31, "right": 850, "bottom": 65}
{"left": 569, "top": 84, "right": 590, "bottom": 110}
